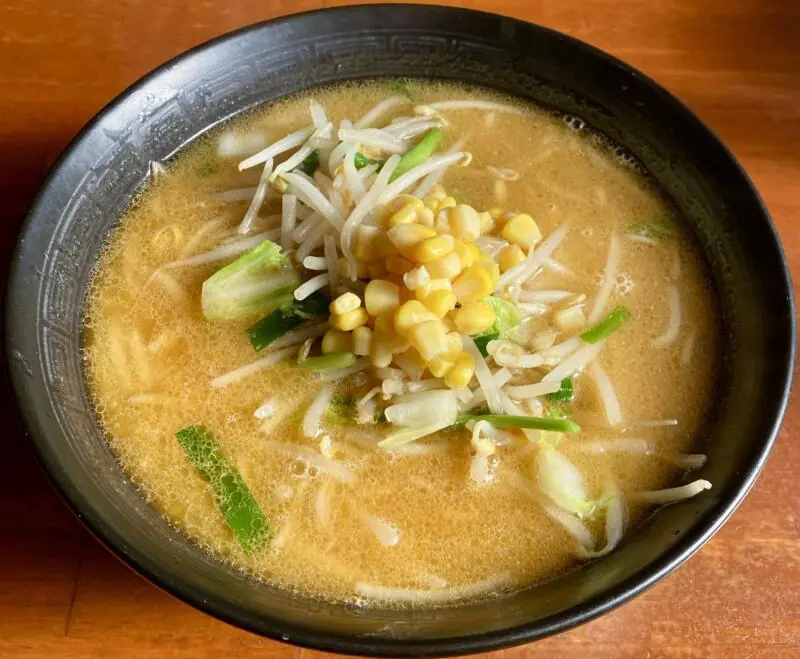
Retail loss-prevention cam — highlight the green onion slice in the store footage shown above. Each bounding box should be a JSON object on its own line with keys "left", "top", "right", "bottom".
{"left": 175, "top": 426, "right": 269, "bottom": 554}
{"left": 458, "top": 414, "right": 581, "bottom": 433}
{"left": 581, "top": 306, "right": 631, "bottom": 344}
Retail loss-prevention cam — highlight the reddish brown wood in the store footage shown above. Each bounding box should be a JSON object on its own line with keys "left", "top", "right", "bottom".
{"left": 1, "top": 1, "right": 798, "bottom": 657}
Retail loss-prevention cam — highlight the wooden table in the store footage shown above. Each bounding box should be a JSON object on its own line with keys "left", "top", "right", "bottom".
{"left": 1, "top": 1, "right": 798, "bottom": 657}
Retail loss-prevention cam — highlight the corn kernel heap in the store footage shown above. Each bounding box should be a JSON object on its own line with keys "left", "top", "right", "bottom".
{"left": 320, "top": 185, "right": 543, "bottom": 390}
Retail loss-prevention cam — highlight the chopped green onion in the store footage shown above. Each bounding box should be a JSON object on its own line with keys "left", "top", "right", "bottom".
{"left": 546, "top": 406, "right": 569, "bottom": 420}
{"left": 626, "top": 219, "right": 675, "bottom": 243}
{"left": 381, "top": 78, "right": 416, "bottom": 97}
{"left": 472, "top": 296, "right": 521, "bottom": 356}
{"left": 201, "top": 240, "right": 299, "bottom": 321}
{"left": 295, "top": 149, "right": 320, "bottom": 176}
{"left": 581, "top": 306, "right": 631, "bottom": 344}
{"left": 175, "top": 426, "right": 269, "bottom": 554}
{"left": 247, "top": 291, "right": 329, "bottom": 351}
{"left": 547, "top": 377, "right": 574, "bottom": 403}
{"left": 354, "top": 152, "right": 384, "bottom": 170}
{"left": 198, "top": 160, "right": 216, "bottom": 177}
{"left": 297, "top": 352, "right": 357, "bottom": 371}
{"left": 325, "top": 395, "right": 357, "bottom": 424}
{"left": 458, "top": 414, "right": 581, "bottom": 433}
{"left": 472, "top": 326, "right": 500, "bottom": 357}
{"left": 483, "top": 296, "right": 522, "bottom": 332}
{"left": 390, "top": 128, "right": 442, "bottom": 182}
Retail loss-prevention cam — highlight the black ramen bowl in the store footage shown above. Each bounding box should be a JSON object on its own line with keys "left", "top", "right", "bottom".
{"left": 5, "top": 4, "right": 795, "bottom": 656}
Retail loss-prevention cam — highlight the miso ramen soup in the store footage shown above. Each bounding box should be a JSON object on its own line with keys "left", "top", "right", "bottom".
{"left": 85, "top": 81, "right": 718, "bottom": 607}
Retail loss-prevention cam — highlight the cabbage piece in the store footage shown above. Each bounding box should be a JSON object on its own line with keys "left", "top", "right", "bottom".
{"left": 537, "top": 448, "right": 595, "bottom": 517}
{"left": 473, "top": 296, "right": 522, "bottom": 356}
{"left": 384, "top": 390, "right": 459, "bottom": 428}
{"left": 580, "top": 485, "right": 627, "bottom": 558}
{"left": 202, "top": 240, "right": 300, "bottom": 321}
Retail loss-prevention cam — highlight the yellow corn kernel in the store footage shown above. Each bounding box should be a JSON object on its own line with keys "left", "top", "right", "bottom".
{"left": 354, "top": 225, "right": 381, "bottom": 262}
{"left": 438, "top": 196, "right": 457, "bottom": 212}
{"left": 394, "top": 300, "right": 437, "bottom": 337}
{"left": 364, "top": 279, "right": 401, "bottom": 316}
{"left": 374, "top": 312, "right": 395, "bottom": 336}
{"left": 387, "top": 194, "right": 424, "bottom": 214}
{"left": 424, "top": 196, "right": 441, "bottom": 211}
{"left": 428, "top": 356, "right": 454, "bottom": 378}
{"left": 414, "top": 278, "right": 452, "bottom": 301}
{"left": 423, "top": 186, "right": 447, "bottom": 210}
{"left": 408, "top": 320, "right": 449, "bottom": 360}
{"left": 329, "top": 291, "right": 361, "bottom": 315}
{"left": 467, "top": 243, "right": 482, "bottom": 261}
{"left": 488, "top": 207, "right": 505, "bottom": 220}
{"left": 367, "top": 260, "right": 387, "bottom": 279}
{"left": 447, "top": 205, "right": 481, "bottom": 241}
{"left": 452, "top": 265, "right": 493, "bottom": 304}
{"left": 413, "top": 234, "right": 455, "bottom": 264}
{"left": 352, "top": 326, "right": 372, "bottom": 356}
{"left": 453, "top": 240, "right": 474, "bottom": 269}
{"left": 501, "top": 213, "right": 542, "bottom": 251}
{"left": 331, "top": 307, "right": 368, "bottom": 331}
{"left": 445, "top": 331, "right": 463, "bottom": 356}
{"left": 386, "top": 254, "right": 414, "bottom": 275}
{"left": 385, "top": 254, "right": 414, "bottom": 275}
{"left": 416, "top": 207, "right": 435, "bottom": 227}
{"left": 337, "top": 257, "right": 368, "bottom": 280}
{"left": 478, "top": 256, "right": 501, "bottom": 286}
{"left": 387, "top": 224, "right": 437, "bottom": 258}
{"left": 444, "top": 353, "right": 475, "bottom": 389}
{"left": 375, "top": 231, "right": 397, "bottom": 258}
{"left": 386, "top": 204, "right": 419, "bottom": 228}
{"left": 399, "top": 346, "right": 427, "bottom": 371}
{"left": 553, "top": 305, "right": 587, "bottom": 334}
{"left": 321, "top": 329, "right": 353, "bottom": 354}
{"left": 421, "top": 289, "right": 458, "bottom": 318}
{"left": 385, "top": 273, "right": 408, "bottom": 290}
{"left": 424, "top": 251, "right": 462, "bottom": 279}
{"left": 370, "top": 336, "right": 394, "bottom": 368}
{"left": 434, "top": 210, "right": 451, "bottom": 235}
{"left": 478, "top": 211, "right": 496, "bottom": 235}
{"left": 498, "top": 244, "right": 526, "bottom": 272}
{"left": 403, "top": 265, "right": 430, "bottom": 291}
{"left": 453, "top": 301, "right": 496, "bottom": 334}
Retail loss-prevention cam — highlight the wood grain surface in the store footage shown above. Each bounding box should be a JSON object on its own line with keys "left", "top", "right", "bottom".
{"left": 1, "top": 1, "right": 799, "bottom": 657}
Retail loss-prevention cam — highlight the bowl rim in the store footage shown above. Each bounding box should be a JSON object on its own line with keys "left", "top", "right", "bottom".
{"left": 5, "top": 4, "right": 796, "bottom": 656}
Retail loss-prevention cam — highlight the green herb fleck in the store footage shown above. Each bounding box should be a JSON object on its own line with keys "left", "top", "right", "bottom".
{"left": 627, "top": 219, "right": 675, "bottom": 243}
{"left": 295, "top": 149, "right": 320, "bottom": 176}
{"left": 547, "top": 377, "right": 574, "bottom": 403}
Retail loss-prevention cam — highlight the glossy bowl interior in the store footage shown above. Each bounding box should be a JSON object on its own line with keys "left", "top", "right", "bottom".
{"left": 5, "top": 5, "right": 794, "bottom": 656}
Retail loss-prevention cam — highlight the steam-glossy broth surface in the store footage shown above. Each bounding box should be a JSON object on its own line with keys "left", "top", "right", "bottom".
{"left": 85, "top": 81, "right": 718, "bottom": 605}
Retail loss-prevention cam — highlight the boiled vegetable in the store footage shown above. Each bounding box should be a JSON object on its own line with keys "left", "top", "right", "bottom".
{"left": 247, "top": 290, "right": 329, "bottom": 351}
{"left": 175, "top": 426, "right": 269, "bottom": 554}
{"left": 354, "top": 152, "right": 384, "bottom": 170}
{"left": 472, "top": 296, "right": 521, "bottom": 356}
{"left": 297, "top": 352, "right": 357, "bottom": 371}
{"left": 389, "top": 128, "right": 442, "bottom": 182}
{"left": 626, "top": 219, "right": 675, "bottom": 243}
{"left": 201, "top": 240, "right": 299, "bottom": 321}
{"left": 546, "top": 377, "right": 574, "bottom": 403}
{"left": 458, "top": 414, "right": 581, "bottom": 433}
{"left": 295, "top": 149, "right": 320, "bottom": 176}
{"left": 581, "top": 306, "right": 631, "bottom": 344}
